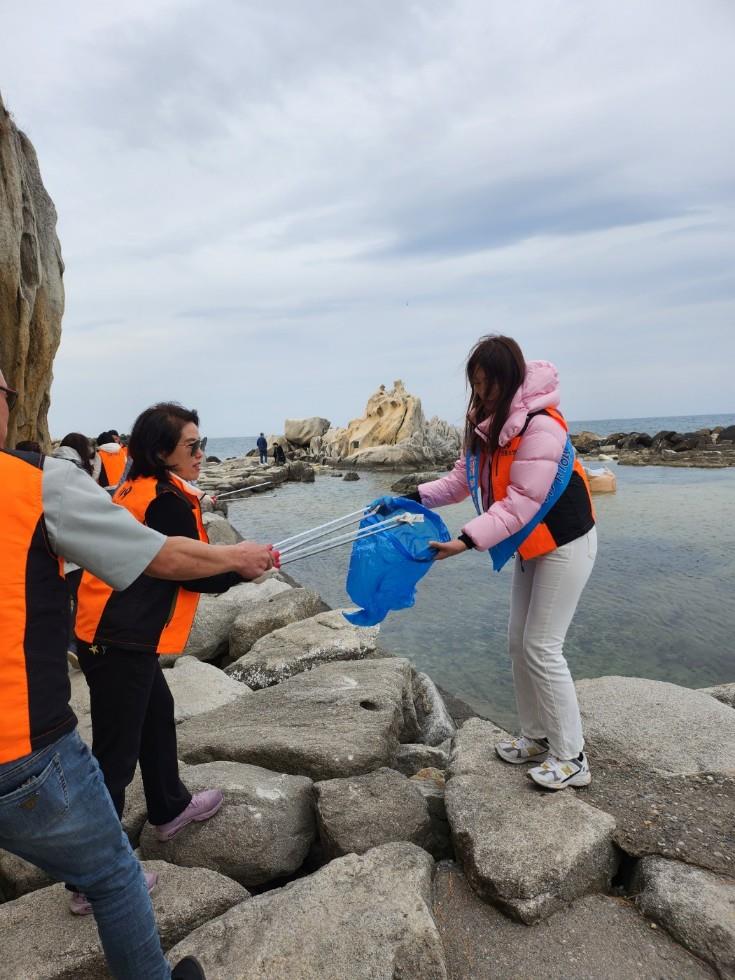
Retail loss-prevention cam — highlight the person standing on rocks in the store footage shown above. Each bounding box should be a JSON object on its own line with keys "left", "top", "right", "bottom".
{"left": 75, "top": 403, "right": 277, "bottom": 906}
{"left": 379, "top": 335, "right": 597, "bottom": 790}
{"left": 273, "top": 440, "right": 287, "bottom": 465}
{"left": 256, "top": 431, "right": 268, "bottom": 464}
{"left": 0, "top": 367, "right": 273, "bottom": 979}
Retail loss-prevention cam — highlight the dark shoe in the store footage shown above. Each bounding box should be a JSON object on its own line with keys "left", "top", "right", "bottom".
{"left": 172, "top": 955, "right": 206, "bottom": 979}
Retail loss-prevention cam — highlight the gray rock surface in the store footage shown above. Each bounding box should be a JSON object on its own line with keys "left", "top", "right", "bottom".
{"left": 182, "top": 578, "right": 292, "bottom": 661}
{"left": 0, "top": 860, "right": 247, "bottom": 979}
{"left": 68, "top": 668, "right": 92, "bottom": 744}
{"left": 393, "top": 741, "right": 451, "bottom": 776}
{"left": 701, "top": 682, "right": 735, "bottom": 709}
{"left": 121, "top": 767, "right": 149, "bottom": 847}
{"left": 635, "top": 856, "right": 735, "bottom": 978}
{"left": 0, "top": 94, "right": 65, "bottom": 447}
{"left": 434, "top": 862, "right": 716, "bottom": 979}
{"left": 139, "top": 762, "right": 315, "bottom": 886}
{"left": 166, "top": 656, "right": 251, "bottom": 723}
{"left": 166, "top": 843, "right": 447, "bottom": 979}
{"left": 0, "top": 849, "right": 53, "bottom": 900}
{"left": 224, "top": 588, "right": 329, "bottom": 665}
{"left": 413, "top": 671, "right": 456, "bottom": 746}
{"left": 177, "top": 658, "right": 414, "bottom": 779}
{"left": 225, "top": 610, "right": 379, "bottom": 688}
{"left": 315, "top": 767, "right": 433, "bottom": 858}
{"left": 284, "top": 417, "right": 331, "bottom": 446}
{"left": 410, "top": 768, "right": 453, "bottom": 859}
{"left": 577, "top": 676, "right": 735, "bottom": 775}
{"left": 202, "top": 512, "right": 242, "bottom": 545}
{"left": 446, "top": 719, "right": 617, "bottom": 922}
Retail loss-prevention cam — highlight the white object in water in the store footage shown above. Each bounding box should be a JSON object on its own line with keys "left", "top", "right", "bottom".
{"left": 584, "top": 465, "right": 617, "bottom": 494}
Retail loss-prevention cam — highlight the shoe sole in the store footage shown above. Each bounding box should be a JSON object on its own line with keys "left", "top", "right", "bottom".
{"left": 70, "top": 872, "right": 158, "bottom": 915}
{"left": 528, "top": 769, "right": 592, "bottom": 791}
{"left": 495, "top": 746, "right": 549, "bottom": 765}
{"left": 155, "top": 796, "right": 224, "bottom": 842}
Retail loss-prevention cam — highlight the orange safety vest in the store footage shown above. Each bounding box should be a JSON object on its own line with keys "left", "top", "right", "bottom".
{"left": 98, "top": 446, "right": 128, "bottom": 487}
{"left": 0, "top": 451, "right": 76, "bottom": 764}
{"left": 75, "top": 474, "right": 207, "bottom": 655}
{"left": 490, "top": 407, "right": 595, "bottom": 560}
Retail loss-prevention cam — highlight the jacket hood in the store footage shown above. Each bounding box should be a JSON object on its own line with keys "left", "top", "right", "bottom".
{"left": 98, "top": 442, "right": 122, "bottom": 453}
{"left": 52, "top": 445, "right": 84, "bottom": 466}
{"left": 475, "top": 360, "right": 561, "bottom": 447}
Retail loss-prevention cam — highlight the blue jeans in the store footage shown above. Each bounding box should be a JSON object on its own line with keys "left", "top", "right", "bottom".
{"left": 0, "top": 729, "right": 171, "bottom": 979}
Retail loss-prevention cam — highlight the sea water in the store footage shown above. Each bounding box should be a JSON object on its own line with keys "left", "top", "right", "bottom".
{"left": 208, "top": 415, "right": 734, "bottom": 730}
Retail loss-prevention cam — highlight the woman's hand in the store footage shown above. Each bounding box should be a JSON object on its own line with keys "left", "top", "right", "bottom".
{"left": 429, "top": 539, "right": 469, "bottom": 560}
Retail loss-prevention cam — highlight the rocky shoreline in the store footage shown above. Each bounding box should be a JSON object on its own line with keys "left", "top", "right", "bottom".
{"left": 1, "top": 504, "right": 733, "bottom": 980}
{"left": 572, "top": 425, "right": 735, "bottom": 469}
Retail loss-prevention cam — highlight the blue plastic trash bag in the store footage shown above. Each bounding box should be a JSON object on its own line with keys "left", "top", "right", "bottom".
{"left": 343, "top": 497, "right": 451, "bottom": 627}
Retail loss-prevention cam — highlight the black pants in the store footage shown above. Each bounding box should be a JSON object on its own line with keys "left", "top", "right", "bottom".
{"left": 76, "top": 642, "right": 191, "bottom": 826}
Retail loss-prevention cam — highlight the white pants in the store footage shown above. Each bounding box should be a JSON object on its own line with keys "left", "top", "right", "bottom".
{"left": 508, "top": 527, "right": 597, "bottom": 760}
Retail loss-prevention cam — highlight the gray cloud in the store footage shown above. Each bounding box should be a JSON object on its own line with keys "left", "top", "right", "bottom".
{"left": 0, "top": 0, "right": 733, "bottom": 436}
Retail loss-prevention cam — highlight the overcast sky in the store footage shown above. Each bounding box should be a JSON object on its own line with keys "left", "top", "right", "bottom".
{"left": 2, "top": 0, "right": 734, "bottom": 436}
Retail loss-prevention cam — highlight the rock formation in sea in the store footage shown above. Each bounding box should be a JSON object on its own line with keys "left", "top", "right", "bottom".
{"left": 0, "top": 93, "right": 64, "bottom": 447}
{"left": 303, "top": 380, "right": 461, "bottom": 468}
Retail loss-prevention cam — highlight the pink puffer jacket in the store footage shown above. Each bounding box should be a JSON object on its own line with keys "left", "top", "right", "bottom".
{"left": 418, "top": 361, "right": 567, "bottom": 551}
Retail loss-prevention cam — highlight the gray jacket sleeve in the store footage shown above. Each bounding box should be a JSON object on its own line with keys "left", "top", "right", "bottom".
{"left": 42, "top": 457, "right": 166, "bottom": 590}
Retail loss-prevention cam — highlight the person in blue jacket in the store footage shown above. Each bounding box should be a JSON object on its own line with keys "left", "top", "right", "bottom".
{"left": 256, "top": 432, "right": 268, "bottom": 464}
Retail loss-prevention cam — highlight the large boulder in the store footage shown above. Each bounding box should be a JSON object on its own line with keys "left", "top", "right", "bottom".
{"left": 181, "top": 578, "right": 292, "bottom": 662}
{"left": 315, "top": 767, "right": 433, "bottom": 859}
{"left": 0, "top": 94, "right": 64, "bottom": 447}
{"left": 0, "top": 850, "right": 53, "bottom": 901}
{"left": 320, "top": 381, "right": 460, "bottom": 468}
{"left": 177, "top": 658, "right": 415, "bottom": 780}
{"left": 0, "top": 861, "right": 247, "bottom": 979}
{"left": 139, "top": 761, "right": 315, "bottom": 887}
{"left": 224, "top": 588, "right": 329, "bottom": 665}
{"left": 326, "top": 380, "right": 424, "bottom": 457}
{"left": 390, "top": 470, "right": 446, "bottom": 494}
{"left": 225, "top": 610, "right": 380, "bottom": 688}
{"left": 413, "top": 671, "right": 456, "bottom": 746}
{"left": 700, "top": 682, "right": 735, "bottom": 709}
{"left": 570, "top": 431, "right": 604, "bottom": 454}
{"left": 165, "top": 657, "right": 251, "bottom": 724}
{"left": 577, "top": 676, "right": 735, "bottom": 775}
{"left": 570, "top": 678, "right": 735, "bottom": 876}
{"left": 635, "top": 856, "right": 735, "bottom": 978}
{"left": 446, "top": 719, "right": 617, "bottom": 923}
{"left": 166, "top": 843, "right": 447, "bottom": 980}
{"left": 284, "top": 417, "right": 331, "bottom": 447}
{"left": 434, "top": 862, "right": 715, "bottom": 980}
{"left": 202, "top": 512, "right": 242, "bottom": 546}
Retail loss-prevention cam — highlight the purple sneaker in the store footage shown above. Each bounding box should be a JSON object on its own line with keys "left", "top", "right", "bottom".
{"left": 69, "top": 870, "right": 158, "bottom": 916}
{"left": 154, "top": 789, "right": 224, "bottom": 842}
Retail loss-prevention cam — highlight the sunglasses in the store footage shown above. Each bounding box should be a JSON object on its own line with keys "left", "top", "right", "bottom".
{"left": 0, "top": 384, "right": 18, "bottom": 411}
{"left": 182, "top": 436, "right": 207, "bottom": 457}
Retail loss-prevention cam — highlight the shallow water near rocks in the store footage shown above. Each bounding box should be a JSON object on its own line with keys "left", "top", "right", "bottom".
{"left": 224, "top": 463, "right": 735, "bottom": 731}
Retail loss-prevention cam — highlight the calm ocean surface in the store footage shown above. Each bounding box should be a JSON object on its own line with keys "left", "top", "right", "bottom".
{"left": 207, "top": 414, "right": 734, "bottom": 730}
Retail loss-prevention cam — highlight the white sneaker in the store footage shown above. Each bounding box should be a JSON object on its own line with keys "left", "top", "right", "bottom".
{"left": 495, "top": 735, "right": 549, "bottom": 765}
{"left": 528, "top": 752, "right": 591, "bottom": 790}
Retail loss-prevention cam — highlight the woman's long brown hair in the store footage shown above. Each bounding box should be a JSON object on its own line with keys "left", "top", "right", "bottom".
{"left": 464, "top": 335, "right": 526, "bottom": 456}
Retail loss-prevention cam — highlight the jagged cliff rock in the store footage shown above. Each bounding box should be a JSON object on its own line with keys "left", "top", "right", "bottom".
{"left": 315, "top": 381, "right": 460, "bottom": 469}
{"left": 0, "top": 93, "right": 64, "bottom": 447}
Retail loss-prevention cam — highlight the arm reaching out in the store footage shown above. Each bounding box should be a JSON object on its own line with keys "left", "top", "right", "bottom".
{"left": 146, "top": 538, "right": 274, "bottom": 581}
